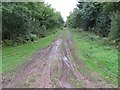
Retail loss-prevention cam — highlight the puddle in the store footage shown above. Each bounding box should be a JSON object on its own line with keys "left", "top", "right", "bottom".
{"left": 54, "top": 39, "right": 62, "bottom": 52}
{"left": 55, "top": 39, "right": 62, "bottom": 46}
{"left": 62, "top": 56, "right": 70, "bottom": 67}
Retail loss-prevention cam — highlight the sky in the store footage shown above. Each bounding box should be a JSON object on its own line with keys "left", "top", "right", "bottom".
{"left": 44, "top": 0, "right": 79, "bottom": 21}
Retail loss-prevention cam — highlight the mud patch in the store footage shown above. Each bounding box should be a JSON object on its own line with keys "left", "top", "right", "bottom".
{"left": 2, "top": 30, "right": 112, "bottom": 88}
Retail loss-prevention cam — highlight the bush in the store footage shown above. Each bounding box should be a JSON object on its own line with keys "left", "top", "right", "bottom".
{"left": 2, "top": 2, "right": 64, "bottom": 46}
{"left": 109, "top": 11, "right": 119, "bottom": 41}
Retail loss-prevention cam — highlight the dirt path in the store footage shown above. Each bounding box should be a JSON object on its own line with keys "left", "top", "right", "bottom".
{"left": 2, "top": 30, "right": 112, "bottom": 88}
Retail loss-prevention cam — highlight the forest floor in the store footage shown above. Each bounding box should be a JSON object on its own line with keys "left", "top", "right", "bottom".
{"left": 2, "top": 30, "right": 115, "bottom": 88}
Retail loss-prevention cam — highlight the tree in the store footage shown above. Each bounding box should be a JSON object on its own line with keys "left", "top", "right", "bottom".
{"left": 66, "top": 1, "right": 120, "bottom": 42}
{"left": 2, "top": 2, "right": 64, "bottom": 45}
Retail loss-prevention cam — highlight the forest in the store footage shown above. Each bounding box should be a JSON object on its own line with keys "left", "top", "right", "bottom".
{"left": 66, "top": 2, "right": 120, "bottom": 46}
{"left": 2, "top": 2, "right": 64, "bottom": 45}
{"left": 1, "top": 1, "right": 119, "bottom": 88}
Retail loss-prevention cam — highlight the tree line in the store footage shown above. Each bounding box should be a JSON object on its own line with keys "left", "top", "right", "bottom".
{"left": 66, "top": 2, "right": 120, "bottom": 45}
{"left": 2, "top": 2, "right": 64, "bottom": 45}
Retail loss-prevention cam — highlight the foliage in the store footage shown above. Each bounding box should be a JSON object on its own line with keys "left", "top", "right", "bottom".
{"left": 66, "top": 2, "right": 120, "bottom": 42}
{"left": 2, "top": 2, "right": 64, "bottom": 45}
{"left": 109, "top": 11, "right": 120, "bottom": 44}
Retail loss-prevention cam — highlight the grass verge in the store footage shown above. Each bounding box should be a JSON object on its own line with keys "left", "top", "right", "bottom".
{"left": 2, "top": 31, "right": 58, "bottom": 73}
{"left": 71, "top": 29, "right": 118, "bottom": 87}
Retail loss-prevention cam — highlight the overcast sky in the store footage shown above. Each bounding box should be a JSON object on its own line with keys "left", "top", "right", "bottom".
{"left": 44, "top": 0, "right": 78, "bottom": 21}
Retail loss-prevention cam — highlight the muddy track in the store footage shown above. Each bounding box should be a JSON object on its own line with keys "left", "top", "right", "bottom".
{"left": 2, "top": 30, "right": 113, "bottom": 88}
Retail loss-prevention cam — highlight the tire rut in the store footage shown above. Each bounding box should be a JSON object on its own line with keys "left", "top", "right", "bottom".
{"left": 2, "top": 30, "right": 112, "bottom": 88}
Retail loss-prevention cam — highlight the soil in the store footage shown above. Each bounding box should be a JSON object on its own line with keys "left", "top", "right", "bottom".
{"left": 2, "top": 30, "right": 113, "bottom": 88}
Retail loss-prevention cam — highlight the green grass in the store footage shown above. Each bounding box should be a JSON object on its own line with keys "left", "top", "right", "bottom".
{"left": 71, "top": 29, "right": 118, "bottom": 86}
{"left": 2, "top": 32, "right": 58, "bottom": 73}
